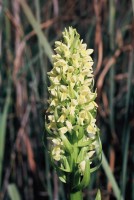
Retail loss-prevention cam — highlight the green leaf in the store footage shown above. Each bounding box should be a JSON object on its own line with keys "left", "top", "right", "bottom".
{"left": 77, "top": 147, "right": 87, "bottom": 163}
{"left": 78, "top": 138, "right": 95, "bottom": 147}
{"left": 78, "top": 126, "right": 84, "bottom": 140}
{"left": 59, "top": 157, "right": 71, "bottom": 172}
{"left": 45, "top": 121, "right": 54, "bottom": 136}
{"left": 0, "top": 88, "right": 10, "bottom": 188}
{"left": 59, "top": 176, "right": 66, "bottom": 183}
{"left": 54, "top": 107, "right": 59, "bottom": 121}
{"left": 102, "top": 151, "right": 123, "bottom": 200}
{"left": 54, "top": 164, "right": 67, "bottom": 183}
{"left": 60, "top": 134, "right": 73, "bottom": 153}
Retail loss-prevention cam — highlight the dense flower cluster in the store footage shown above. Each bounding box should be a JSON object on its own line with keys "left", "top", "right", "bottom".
{"left": 45, "top": 27, "right": 101, "bottom": 189}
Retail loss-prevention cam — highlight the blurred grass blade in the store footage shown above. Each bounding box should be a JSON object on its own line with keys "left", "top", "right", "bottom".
{"left": 109, "top": 0, "right": 116, "bottom": 138}
{"left": 0, "top": 88, "right": 11, "bottom": 188}
{"left": 17, "top": 0, "right": 53, "bottom": 63}
{"left": 121, "top": 126, "right": 131, "bottom": 197}
{"left": 34, "top": 0, "right": 48, "bottom": 100}
{"left": 102, "top": 151, "right": 123, "bottom": 200}
{"left": 121, "top": 50, "right": 133, "bottom": 197}
{"left": 44, "top": 149, "right": 53, "bottom": 200}
{"left": 124, "top": 51, "right": 134, "bottom": 123}
{"left": 95, "top": 189, "right": 101, "bottom": 200}
{"left": 8, "top": 184, "right": 21, "bottom": 200}
{"left": 109, "top": 0, "right": 115, "bottom": 50}
{"left": 132, "top": 0, "right": 134, "bottom": 16}
{"left": 59, "top": 181, "right": 66, "bottom": 200}
{"left": 132, "top": 167, "right": 134, "bottom": 200}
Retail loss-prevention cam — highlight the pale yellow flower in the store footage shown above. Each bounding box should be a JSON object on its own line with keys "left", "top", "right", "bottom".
{"left": 48, "top": 122, "right": 57, "bottom": 130}
{"left": 52, "top": 146, "right": 62, "bottom": 161}
{"left": 79, "top": 160, "right": 86, "bottom": 175}
{"left": 48, "top": 115, "right": 55, "bottom": 122}
{"left": 57, "top": 114, "right": 66, "bottom": 123}
{"left": 50, "top": 99, "right": 58, "bottom": 106}
{"left": 87, "top": 124, "right": 96, "bottom": 135}
{"left": 78, "top": 110, "right": 89, "bottom": 125}
{"left": 85, "top": 102, "right": 98, "bottom": 111}
{"left": 52, "top": 138, "right": 62, "bottom": 145}
{"left": 59, "top": 127, "right": 68, "bottom": 135}
{"left": 78, "top": 95, "right": 87, "bottom": 105}
{"left": 69, "top": 106, "right": 75, "bottom": 115}
{"left": 66, "top": 120, "right": 73, "bottom": 132}
{"left": 88, "top": 151, "right": 95, "bottom": 158}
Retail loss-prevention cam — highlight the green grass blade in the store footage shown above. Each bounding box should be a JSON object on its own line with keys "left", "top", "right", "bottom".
{"left": 124, "top": 51, "right": 134, "bottom": 123}
{"left": 59, "top": 181, "right": 66, "bottom": 200}
{"left": 0, "top": 88, "right": 11, "bottom": 189}
{"left": 8, "top": 184, "right": 21, "bottom": 200}
{"left": 102, "top": 151, "right": 123, "bottom": 200}
{"left": 34, "top": 0, "right": 49, "bottom": 102}
{"left": 17, "top": 0, "right": 53, "bottom": 63}
{"left": 121, "top": 51, "right": 134, "bottom": 197}
{"left": 121, "top": 126, "right": 131, "bottom": 197}
{"left": 109, "top": 0, "right": 116, "bottom": 137}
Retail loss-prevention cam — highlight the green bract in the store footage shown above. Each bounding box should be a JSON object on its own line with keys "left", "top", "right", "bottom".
{"left": 45, "top": 27, "right": 102, "bottom": 191}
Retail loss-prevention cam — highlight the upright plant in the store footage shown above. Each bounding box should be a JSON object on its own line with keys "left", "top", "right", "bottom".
{"left": 45, "top": 27, "right": 102, "bottom": 200}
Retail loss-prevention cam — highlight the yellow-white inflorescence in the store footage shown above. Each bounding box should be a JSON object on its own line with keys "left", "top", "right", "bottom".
{"left": 46, "top": 27, "right": 101, "bottom": 186}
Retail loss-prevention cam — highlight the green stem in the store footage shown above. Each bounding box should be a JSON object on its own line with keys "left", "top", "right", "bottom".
{"left": 70, "top": 190, "right": 83, "bottom": 200}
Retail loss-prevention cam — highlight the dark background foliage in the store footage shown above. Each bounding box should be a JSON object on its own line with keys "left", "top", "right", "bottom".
{"left": 0, "top": 0, "right": 134, "bottom": 199}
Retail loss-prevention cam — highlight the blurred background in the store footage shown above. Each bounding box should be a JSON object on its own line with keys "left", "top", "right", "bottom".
{"left": 0, "top": 0, "right": 134, "bottom": 199}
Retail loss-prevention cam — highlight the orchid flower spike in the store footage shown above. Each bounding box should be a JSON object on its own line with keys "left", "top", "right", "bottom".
{"left": 45, "top": 27, "right": 102, "bottom": 194}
